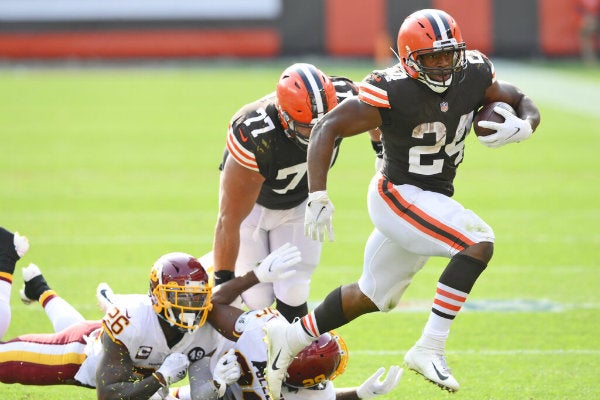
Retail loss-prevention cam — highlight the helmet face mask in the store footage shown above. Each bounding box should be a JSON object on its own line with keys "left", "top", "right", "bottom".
{"left": 149, "top": 252, "right": 212, "bottom": 333}
{"left": 278, "top": 110, "right": 313, "bottom": 149}
{"left": 284, "top": 331, "right": 349, "bottom": 389}
{"left": 398, "top": 9, "right": 467, "bottom": 93}
{"left": 276, "top": 63, "right": 338, "bottom": 151}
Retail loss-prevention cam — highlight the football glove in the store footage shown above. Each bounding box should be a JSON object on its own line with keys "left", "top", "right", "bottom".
{"left": 304, "top": 190, "right": 335, "bottom": 242}
{"left": 254, "top": 243, "right": 301, "bottom": 283}
{"left": 213, "top": 349, "right": 241, "bottom": 397}
{"left": 356, "top": 366, "right": 403, "bottom": 399}
{"left": 477, "top": 106, "right": 533, "bottom": 148}
{"left": 155, "top": 353, "right": 190, "bottom": 387}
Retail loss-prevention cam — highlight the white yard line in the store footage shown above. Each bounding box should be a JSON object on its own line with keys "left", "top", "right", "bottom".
{"left": 354, "top": 349, "right": 600, "bottom": 356}
{"left": 309, "top": 299, "right": 600, "bottom": 313}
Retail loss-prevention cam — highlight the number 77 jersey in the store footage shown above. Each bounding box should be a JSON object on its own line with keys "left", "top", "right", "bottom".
{"left": 222, "top": 77, "right": 357, "bottom": 210}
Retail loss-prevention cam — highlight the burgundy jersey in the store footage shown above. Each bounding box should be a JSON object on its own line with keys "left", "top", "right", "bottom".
{"left": 222, "top": 77, "right": 357, "bottom": 209}
{"left": 359, "top": 50, "right": 495, "bottom": 196}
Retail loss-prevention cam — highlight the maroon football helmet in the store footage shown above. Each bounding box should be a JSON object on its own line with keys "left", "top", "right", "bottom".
{"left": 285, "top": 331, "right": 349, "bottom": 388}
{"left": 149, "top": 252, "right": 212, "bottom": 332}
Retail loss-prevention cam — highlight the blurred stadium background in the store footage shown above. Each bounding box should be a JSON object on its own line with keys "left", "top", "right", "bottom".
{"left": 0, "top": 0, "right": 595, "bottom": 62}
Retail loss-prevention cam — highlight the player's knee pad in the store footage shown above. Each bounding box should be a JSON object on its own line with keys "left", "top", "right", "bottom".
{"left": 273, "top": 277, "right": 310, "bottom": 307}
{"left": 241, "top": 284, "right": 275, "bottom": 310}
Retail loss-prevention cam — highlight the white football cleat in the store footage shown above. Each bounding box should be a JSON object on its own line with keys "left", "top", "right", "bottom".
{"left": 19, "top": 263, "right": 43, "bottom": 305}
{"left": 263, "top": 316, "right": 295, "bottom": 400}
{"left": 404, "top": 344, "right": 460, "bottom": 392}
{"left": 96, "top": 282, "right": 115, "bottom": 313}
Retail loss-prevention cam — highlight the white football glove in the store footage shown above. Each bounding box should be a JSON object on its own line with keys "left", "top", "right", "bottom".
{"left": 356, "top": 366, "right": 403, "bottom": 399}
{"left": 254, "top": 243, "right": 301, "bottom": 283}
{"left": 304, "top": 190, "right": 335, "bottom": 242}
{"left": 213, "top": 349, "right": 241, "bottom": 397}
{"left": 477, "top": 106, "right": 533, "bottom": 148}
{"left": 155, "top": 353, "right": 190, "bottom": 387}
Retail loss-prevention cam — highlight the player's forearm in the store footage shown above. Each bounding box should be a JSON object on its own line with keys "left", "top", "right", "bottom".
{"left": 307, "top": 123, "right": 337, "bottom": 192}
{"left": 212, "top": 271, "right": 259, "bottom": 305}
{"left": 207, "top": 303, "right": 244, "bottom": 340}
{"left": 516, "top": 94, "right": 541, "bottom": 132}
{"left": 212, "top": 220, "right": 240, "bottom": 273}
{"left": 97, "top": 375, "right": 164, "bottom": 400}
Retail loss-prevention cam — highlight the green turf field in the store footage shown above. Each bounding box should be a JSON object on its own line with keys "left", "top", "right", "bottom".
{"left": 1, "top": 59, "right": 599, "bottom": 399}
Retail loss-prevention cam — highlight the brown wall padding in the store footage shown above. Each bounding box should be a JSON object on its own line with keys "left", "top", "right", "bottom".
{"left": 279, "top": 0, "right": 325, "bottom": 56}
{"left": 493, "top": 0, "right": 540, "bottom": 56}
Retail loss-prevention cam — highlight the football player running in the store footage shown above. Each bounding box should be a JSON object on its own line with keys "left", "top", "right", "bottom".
{"left": 213, "top": 63, "right": 382, "bottom": 322}
{"left": 264, "top": 8, "right": 541, "bottom": 397}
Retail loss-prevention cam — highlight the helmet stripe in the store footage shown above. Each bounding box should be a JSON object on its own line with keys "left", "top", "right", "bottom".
{"left": 424, "top": 10, "right": 452, "bottom": 41}
{"left": 296, "top": 64, "right": 327, "bottom": 119}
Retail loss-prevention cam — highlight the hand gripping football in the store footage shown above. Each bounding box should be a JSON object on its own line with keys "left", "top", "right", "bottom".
{"left": 473, "top": 102, "right": 516, "bottom": 137}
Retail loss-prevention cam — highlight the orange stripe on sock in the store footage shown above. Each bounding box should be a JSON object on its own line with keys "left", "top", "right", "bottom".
{"left": 302, "top": 313, "right": 319, "bottom": 337}
{"left": 437, "top": 287, "right": 467, "bottom": 302}
{"left": 434, "top": 298, "right": 462, "bottom": 312}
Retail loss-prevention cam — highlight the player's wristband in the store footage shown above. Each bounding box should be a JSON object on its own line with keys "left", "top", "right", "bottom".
{"left": 214, "top": 270, "right": 235, "bottom": 286}
{"left": 371, "top": 140, "right": 383, "bottom": 158}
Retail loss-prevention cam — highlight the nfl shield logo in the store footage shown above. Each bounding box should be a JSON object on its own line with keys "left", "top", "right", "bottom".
{"left": 440, "top": 101, "right": 449, "bottom": 112}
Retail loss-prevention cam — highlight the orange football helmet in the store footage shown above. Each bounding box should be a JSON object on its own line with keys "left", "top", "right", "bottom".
{"left": 276, "top": 63, "right": 338, "bottom": 150}
{"left": 397, "top": 9, "right": 467, "bottom": 93}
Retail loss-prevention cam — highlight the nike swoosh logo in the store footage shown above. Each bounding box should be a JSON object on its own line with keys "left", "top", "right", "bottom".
{"left": 432, "top": 363, "right": 449, "bottom": 381}
{"left": 271, "top": 349, "right": 282, "bottom": 371}
{"left": 316, "top": 206, "right": 327, "bottom": 220}
{"left": 239, "top": 128, "right": 249, "bottom": 142}
{"left": 507, "top": 127, "right": 521, "bottom": 139}
{"left": 99, "top": 289, "right": 112, "bottom": 304}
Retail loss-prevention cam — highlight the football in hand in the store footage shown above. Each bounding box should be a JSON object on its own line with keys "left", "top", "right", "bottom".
{"left": 473, "top": 102, "right": 516, "bottom": 137}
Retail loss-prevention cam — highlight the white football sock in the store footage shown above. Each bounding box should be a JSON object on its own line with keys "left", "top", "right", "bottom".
{"left": 43, "top": 296, "right": 85, "bottom": 332}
